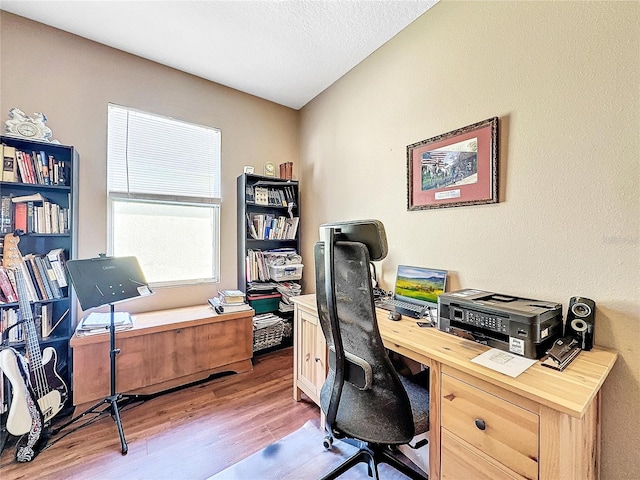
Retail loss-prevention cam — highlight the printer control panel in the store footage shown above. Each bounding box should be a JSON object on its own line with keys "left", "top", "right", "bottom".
{"left": 453, "top": 307, "right": 508, "bottom": 334}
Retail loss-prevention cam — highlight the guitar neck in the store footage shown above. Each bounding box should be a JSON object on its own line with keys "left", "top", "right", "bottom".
{"left": 15, "top": 268, "right": 44, "bottom": 369}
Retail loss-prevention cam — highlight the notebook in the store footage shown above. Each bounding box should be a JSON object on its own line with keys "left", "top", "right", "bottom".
{"left": 376, "top": 265, "right": 448, "bottom": 319}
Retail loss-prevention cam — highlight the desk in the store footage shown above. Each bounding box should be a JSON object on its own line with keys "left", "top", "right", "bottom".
{"left": 292, "top": 294, "right": 617, "bottom": 480}
{"left": 71, "top": 305, "right": 254, "bottom": 405}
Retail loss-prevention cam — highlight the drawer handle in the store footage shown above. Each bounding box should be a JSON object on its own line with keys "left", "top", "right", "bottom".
{"left": 475, "top": 418, "right": 486, "bottom": 431}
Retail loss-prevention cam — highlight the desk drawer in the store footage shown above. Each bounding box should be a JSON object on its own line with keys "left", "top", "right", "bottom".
{"left": 441, "top": 429, "right": 522, "bottom": 480}
{"left": 441, "top": 373, "right": 539, "bottom": 480}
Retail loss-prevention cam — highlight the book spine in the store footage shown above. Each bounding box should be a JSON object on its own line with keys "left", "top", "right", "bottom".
{"left": 2, "top": 145, "right": 16, "bottom": 182}
{"left": 0, "top": 196, "right": 12, "bottom": 234}
{"left": 42, "top": 256, "right": 62, "bottom": 298}
{"left": 13, "top": 202, "right": 27, "bottom": 232}
{"left": 34, "top": 255, "right": 54, "bottom": 300}
{"left": 0, "top": 266, "right": 18, "bottom": 303}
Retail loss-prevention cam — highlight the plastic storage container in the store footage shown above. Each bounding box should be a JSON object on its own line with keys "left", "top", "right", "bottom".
{"left": 269, "top": 263, "right": 303, "bottom": 281}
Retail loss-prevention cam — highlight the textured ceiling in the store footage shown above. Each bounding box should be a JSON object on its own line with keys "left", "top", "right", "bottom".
{"left": 1, "top": 0, "right": 438, "bottom": 110}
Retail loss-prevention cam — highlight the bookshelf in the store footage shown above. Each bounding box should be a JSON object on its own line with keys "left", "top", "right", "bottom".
{"left": 237, "top": 173, "right": 301, "bottom": 352}
{"left": 0, "top": 135, "right": 78, "bottom": 419}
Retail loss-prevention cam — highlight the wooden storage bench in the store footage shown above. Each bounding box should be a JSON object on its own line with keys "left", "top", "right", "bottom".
{"left": 70, "top": 305, "right": 254, "bottom": 405}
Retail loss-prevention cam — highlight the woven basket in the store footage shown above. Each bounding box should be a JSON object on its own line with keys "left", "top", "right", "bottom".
{"left": 253, "top": 320, "right": 284, "bottom": 352}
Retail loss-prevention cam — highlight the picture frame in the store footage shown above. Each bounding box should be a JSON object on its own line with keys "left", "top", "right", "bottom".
{"left": 407, "top": 117, "right": 499, "bottom": 210}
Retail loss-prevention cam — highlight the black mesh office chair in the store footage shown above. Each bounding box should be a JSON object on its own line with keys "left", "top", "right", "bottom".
{"left": 314, "top": 220, "right": 429, "bottom": 480}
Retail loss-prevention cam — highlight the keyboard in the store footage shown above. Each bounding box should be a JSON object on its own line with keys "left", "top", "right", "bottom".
{"left": 377, "top": 298, "right": 424, "bottom": 314}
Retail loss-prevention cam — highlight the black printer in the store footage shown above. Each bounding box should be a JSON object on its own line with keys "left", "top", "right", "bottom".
{"left": 438, "top": 289, "right": 563, "bottom": 359}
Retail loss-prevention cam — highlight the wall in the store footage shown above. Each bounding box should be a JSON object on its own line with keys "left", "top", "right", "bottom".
{"left": 0, "top": 12, "right": 299, "bottom": 314}
{"left": 299, "top": 1, "right": 638, "bottom": 478}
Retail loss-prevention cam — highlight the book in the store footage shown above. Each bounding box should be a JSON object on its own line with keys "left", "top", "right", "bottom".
{"left": 34, "top": 255, "right": 56, "bottom": 299}
{"left": 23, "top": 254, "right": 48, "bottom": 300}
{"left": 1, "top": 195, "right": 12, "bottom": 234}
{"left": 2, "top": 145, "right": 17, "bottom": 182}
{"left": 47, "top": 248, "right": 68, "bottom": 287}
{"left": 42, "top": 255, "right": 63, "bottom": 298}
{"left": 39, "top": 150, "right": 50, "bottom": 185}
{"left": 0, "top": 266, "right": 18, "bottom": 303}
{"left": 208, "top": 297, "right": 252, "bottom": 314}
{"left": 11, "top": 192, "right": 47, "bottom": 203}
{"left": 219, "top": 289, "right": 246, "bottom": 304}
{"left": 13, "top": 201, "right": 28, "bottom": 232}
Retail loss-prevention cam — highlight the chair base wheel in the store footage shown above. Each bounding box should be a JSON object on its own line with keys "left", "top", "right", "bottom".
{"left": 323, "top": 435, "right": 334, "bottom": 449}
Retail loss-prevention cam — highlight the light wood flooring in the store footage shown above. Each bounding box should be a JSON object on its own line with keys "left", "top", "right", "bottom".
{"left": 0, "top": 347, "right": 320, "bottom": 480}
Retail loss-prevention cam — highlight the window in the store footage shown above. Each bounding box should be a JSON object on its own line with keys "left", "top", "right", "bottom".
{"left": 107, "top": 104, "right": 221, "bottom": 286}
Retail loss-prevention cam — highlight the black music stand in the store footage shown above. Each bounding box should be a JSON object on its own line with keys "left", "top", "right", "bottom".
{"left": 52, "top": 255, "right": 152, "bottom": 455}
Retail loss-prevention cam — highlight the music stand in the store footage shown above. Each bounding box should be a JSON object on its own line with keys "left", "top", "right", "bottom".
{"left": 52, "top": 255, "right": 152, "bottom": 455}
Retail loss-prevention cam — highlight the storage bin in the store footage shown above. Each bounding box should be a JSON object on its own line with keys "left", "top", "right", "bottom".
{"left": 269, "top": 263, "right": 303, "bottom": 281}
{"left": 253, "top": 320, "right": 284, "bottom": 352}
{"left": 248, "top": 294, "right": 281, "bottom": 314}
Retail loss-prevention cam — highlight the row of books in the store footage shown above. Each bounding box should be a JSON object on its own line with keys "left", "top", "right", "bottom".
{"left": 1, "top": 194, "right": 70, "bottom": 235}
{"left": 1, "top": 144, "right": 69, "bottom": 186}
{"left": 0, "top": 303, "right": 65, "bottom": 342}
{"left": 246, "top": 249, "right": 297, "bottom": 283}
{"left": 245, "top": 184, "right": 296, "bottom": 207}
{"left": 246, "top": 213, "right": 299, "bottom": 240}
{"left": 0, "top": 248, "right": 68, "bottom": 304}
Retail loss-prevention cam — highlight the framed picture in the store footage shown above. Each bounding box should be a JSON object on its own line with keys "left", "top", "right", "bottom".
{"left": 407, "top": 117, "right": 499, "bottom": 210}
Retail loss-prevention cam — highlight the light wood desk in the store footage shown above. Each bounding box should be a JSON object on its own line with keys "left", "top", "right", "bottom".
{"left": 71, "top": 305, "right": 254, "bottom": 405}
{"left": 292, "top": 294, "right": 617, "bottom": 480}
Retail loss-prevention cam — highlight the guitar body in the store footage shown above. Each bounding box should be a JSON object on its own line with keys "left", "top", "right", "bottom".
{"left": 32, "top": 346, "right": 67, "bottom": 421}
{"left": 1, "top": 346, "right": 67, "bottom": 435}
{"left": 0, "top": 348, "right": 32, "bottom": 435}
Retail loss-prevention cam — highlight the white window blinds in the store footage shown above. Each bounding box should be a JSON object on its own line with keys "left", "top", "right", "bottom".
{"left": 107, "top": 104, "right": 221, "bottom": 200}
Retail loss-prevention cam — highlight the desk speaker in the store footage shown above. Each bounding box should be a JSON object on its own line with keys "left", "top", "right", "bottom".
{"left": 567, "top": 296, "right": 596, "bottom": 351}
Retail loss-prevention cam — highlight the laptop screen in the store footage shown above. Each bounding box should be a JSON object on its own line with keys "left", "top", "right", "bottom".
{"left": 395, "top": 265, "right": 448, "bottom": 307}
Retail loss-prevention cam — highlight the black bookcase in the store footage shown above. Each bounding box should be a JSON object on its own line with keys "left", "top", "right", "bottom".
{"left": 0, "top": 135, "right": 78, "bottom": 418}
{"left": 237, "top": 173, "right": 301, "bottom": 351}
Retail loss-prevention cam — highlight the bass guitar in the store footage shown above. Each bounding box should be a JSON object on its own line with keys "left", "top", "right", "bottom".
{"left": 1, "top": 233, "right": 68, "bottom": 435}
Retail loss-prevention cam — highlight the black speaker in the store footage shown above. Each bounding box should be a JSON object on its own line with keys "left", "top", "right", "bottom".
{"left": 567, "top": 296, "right": 596, "bottom": 351}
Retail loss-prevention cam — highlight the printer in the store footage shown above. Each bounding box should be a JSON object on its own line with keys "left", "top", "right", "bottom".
{"left": 438, "top": 289, "right": 563, "bottom": 359}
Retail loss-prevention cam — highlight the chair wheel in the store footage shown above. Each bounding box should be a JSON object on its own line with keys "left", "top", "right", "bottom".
{"left": 323, "top": 435, "right": 334, "bottom": 449}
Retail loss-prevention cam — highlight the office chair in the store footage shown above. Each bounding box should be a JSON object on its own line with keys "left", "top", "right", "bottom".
{"left": 314, "top": 220, "right": 429, "bottom": 480}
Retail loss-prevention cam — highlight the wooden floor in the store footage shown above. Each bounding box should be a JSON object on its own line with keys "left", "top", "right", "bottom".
{"left": 0, "top": 347, "right": 320, "bottom": 480}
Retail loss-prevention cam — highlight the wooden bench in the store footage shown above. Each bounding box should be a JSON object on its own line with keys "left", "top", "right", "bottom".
{"left": 71, "top": 305, "right": 254, "bottom": 405}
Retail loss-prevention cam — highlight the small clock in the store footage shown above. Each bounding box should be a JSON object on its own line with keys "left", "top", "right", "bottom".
{"left": 264, "top": 162, "right": 276, "bottom": 177}
{"left": 5, "top": 108, "right": 53, "bottom": 141}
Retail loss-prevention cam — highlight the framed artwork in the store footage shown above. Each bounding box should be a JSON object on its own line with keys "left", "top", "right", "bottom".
{"left": 407, "top": 117, "right": 499, "bottom": 210}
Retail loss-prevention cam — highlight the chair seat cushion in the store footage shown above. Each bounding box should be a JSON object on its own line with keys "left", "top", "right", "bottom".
{"left": 400, "top": 375, "right": 429, "bottom": 435}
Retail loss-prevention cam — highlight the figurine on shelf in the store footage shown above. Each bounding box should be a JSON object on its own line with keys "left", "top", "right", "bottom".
{"left": 5, "top": 107, "right": 57, "bottom": 143}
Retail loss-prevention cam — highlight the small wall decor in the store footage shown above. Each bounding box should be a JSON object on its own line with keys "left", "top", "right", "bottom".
{"left": 407, "top": 117, "right": 499, "bottom": 210}
{"left": 5, "top": 108, "right": 54, "bottom": 142}
{"left": 264, "top": 161, "right": 276, "bottom": 177}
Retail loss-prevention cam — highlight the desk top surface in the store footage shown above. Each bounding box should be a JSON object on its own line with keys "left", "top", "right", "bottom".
{"left": 293, "top": 294, "right": 617, "bottom": 418}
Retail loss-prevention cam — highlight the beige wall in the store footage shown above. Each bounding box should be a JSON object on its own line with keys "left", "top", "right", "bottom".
{"left": 0, "top": 12, "right": 299, "bottom": 314}
{"left": 299, "top": 1, "right": 639, "bottom": 478}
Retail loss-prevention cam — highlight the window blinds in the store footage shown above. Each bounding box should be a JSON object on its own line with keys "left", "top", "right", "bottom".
{"left": 107, "top": 104, "right": 221, "bottom": 200}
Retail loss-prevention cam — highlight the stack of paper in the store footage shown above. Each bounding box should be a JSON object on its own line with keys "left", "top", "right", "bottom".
{"left": 76, "top": 312, "right": 134, "bottom": 336}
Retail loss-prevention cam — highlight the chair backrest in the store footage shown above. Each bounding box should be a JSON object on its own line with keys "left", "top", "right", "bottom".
{"left": 314, "top": 220, "right": 415, "bottom": 444}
